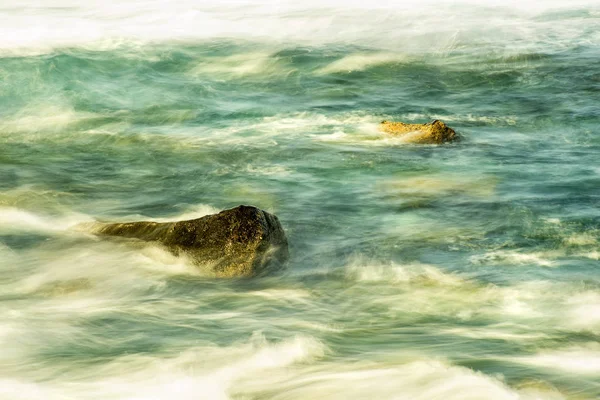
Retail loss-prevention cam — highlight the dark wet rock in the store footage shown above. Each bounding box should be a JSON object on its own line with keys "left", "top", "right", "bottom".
{"left": 380, "top": 120, "right": 458, "bottom": 144}
{"left": 93, "top": 205, "right": 289, "bottom": 278}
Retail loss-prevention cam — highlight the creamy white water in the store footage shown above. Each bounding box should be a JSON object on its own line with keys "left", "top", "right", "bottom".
{"left": 1, "top": 1, "right": 600, "bottom": 399}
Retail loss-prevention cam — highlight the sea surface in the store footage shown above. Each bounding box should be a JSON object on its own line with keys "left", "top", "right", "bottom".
{"left": 1, "top": 1, "right": 600, "bottom": 399}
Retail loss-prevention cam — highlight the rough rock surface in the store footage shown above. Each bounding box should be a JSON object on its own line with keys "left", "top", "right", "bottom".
{"left": 94, "top": 205, "right": 289, "bottom": 278}
{"left": 380, "top": 120, "right": 458, "bottom": 144}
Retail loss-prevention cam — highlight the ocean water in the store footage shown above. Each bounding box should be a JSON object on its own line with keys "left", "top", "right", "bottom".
{"left": 1, "top": 0, "right": 600, "bottom": 398}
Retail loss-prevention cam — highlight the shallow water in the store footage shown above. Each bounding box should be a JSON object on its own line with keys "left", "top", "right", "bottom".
{"left": 1, "top": 1, "right": 600, "bottom": 399}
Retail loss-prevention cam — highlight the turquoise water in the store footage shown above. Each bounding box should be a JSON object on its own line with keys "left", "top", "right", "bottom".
{"left": 1, "top": 1, "right": 600, "bottom": 399}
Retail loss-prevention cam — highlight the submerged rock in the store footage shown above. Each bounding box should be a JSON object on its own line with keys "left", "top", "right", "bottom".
{"left": 380, "top": 120, "right": 458, "bottom": 144}
{"left": 93, "top": 205, "right": 289, "bottom": 278}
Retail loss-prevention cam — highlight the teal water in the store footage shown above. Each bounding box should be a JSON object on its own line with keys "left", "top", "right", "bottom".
{"left": 1, "top": 1, "right": 600, "bottom": 399}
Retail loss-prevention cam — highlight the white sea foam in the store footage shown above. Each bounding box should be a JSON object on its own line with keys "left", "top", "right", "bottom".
{"left": 73, "top": 203, "right": 221, "bottom": 226}
{"left": 400, "top": 112, "right": 519, "bottom": 126}
{"left": 0, "top": 380, "right": 61, "bottom": 400}
{"left": 315, "top": 131, "right": 352, "bottom": 142}
{"left": 0, "top": 257, "right": 586, "bottom": 399}
{"left": 0, "top": 105, "right": 99, "bottom": 135}
{"left": 166, "top": 111, "right": 383, "bottom": 149}
{"left": 3, "top": 238, "right": 204, "bottom": 302}
{"left": 565, "top": 291, "right": 600, "bottom": 333}
{"left": 0, "top": 333, "right": 325, "bottom": 400}
{"left": 0, "top": 106, "right": 474, "bottom": 149}
{"left": 187, "top": 51, "right": 292, "bottom": 79}
{"left": 234, "top": 359, "right": 562, "bottom": 400}
{"left": 243, "top": 164, "right": 291, "bottom": 177}
{"left": 344, "top": 256, "right": 464, "bottom": 286}
{"left": 469, "top": 250, "right": 556, "bottom": 267}
{"left": 442, "top": 326, "right": 549, "bottom": 342}
{"left": 247, "top": 289, "right": 313, "bottom": 304}
{"left": 513, "top": 344, "right": 600, "bottom": 375}
{"left": 543, "top": 217, "right": 562, "bottom": 225}
{"left": 313, "top": 127, "right": 433, "bottom": 147}
{"left": 581, "top": 250, "right": 600, "bottom": 260}
{"left": 240, "top": 112, "right": 378, "bottom": 136}
{"left": 87, "top": 334, "right": 326, "bottom": 400}
{"left": 0, "top": 207, "right": 93, "bottom": 234}
{"left": 2, "top": 0, "right": 597, "bottom": 56}
{"left": 341, "top": 265, "right": 597, "bottom": 328}
{"left": 337, "top": 256, "right": 524, "bottom": 323}
{"left": 150, "top": 204, "right": 220, "bottom": 222}
{"left": 0, "top": 242, "right": 16, "bottom": 259}
{"left": 563, "top": 232, "right": 598, "bottom": 246}
{"left": 286, "top": 321, "right": 345, "bottom": 333}
{"left": 316, "top": 53, "right": 410, "bottom": 74}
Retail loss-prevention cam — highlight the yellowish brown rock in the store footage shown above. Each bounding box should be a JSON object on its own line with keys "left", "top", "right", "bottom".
{"left": 380, "top": 120, "right": 458, "bottom": 144}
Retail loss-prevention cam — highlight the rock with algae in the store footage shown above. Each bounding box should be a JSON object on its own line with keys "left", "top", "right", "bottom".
{"left": 93, "top": 205, "right": 289, "bottom": 278}
{"left": 380, "top": 120, "right": 458, "bottom": 144}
